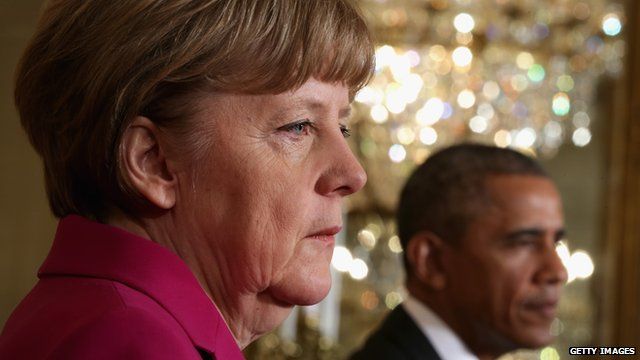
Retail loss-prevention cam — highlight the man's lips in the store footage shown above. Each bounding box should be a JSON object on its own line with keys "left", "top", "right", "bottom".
{"left": 522, "top": 299, "right": 559, "bottom": 319}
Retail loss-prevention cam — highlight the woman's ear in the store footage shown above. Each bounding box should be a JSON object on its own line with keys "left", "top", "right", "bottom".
{"left": 406, "top": 232, "right": 447, "bottom": 290}
{"left": 120, "top": 116, "right": 176, "bottom": 210}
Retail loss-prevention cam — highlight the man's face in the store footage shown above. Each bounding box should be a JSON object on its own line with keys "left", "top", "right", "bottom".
{"left": 442, "top": 174, "right": 567, "bottom": 350}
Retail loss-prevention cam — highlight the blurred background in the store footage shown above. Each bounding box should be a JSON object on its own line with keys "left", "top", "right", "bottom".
{"left": 1, "top": 1, "right": 638, "bottom": 359}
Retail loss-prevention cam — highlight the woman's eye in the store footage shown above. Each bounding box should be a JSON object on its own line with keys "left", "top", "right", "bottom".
{"left": 279, "top": 120, "right": 313, "bottom": 136}
{"left": 340, "top": 125, "right": 352, "bottom": 138}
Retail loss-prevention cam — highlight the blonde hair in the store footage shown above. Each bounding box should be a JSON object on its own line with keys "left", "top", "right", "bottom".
{"left": 15, "top": 0, "right": 374, "bottom": 220}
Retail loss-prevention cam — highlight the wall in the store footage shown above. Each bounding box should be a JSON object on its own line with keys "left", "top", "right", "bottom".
{"left": 0, "top": 0, "right": 55, "bottom": 327}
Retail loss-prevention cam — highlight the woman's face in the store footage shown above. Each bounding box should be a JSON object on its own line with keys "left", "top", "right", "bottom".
{"left": 170, "top": 78, "right": 366, "bottom": 327}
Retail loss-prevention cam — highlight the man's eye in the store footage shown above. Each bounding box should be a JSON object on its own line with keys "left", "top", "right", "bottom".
{"left": 505, "top": 234, "right": 538, "bottom": 247}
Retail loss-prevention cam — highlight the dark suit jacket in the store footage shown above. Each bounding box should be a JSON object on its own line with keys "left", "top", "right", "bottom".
{"left": 350, "top": 305, "right": 442, "bottom": 360}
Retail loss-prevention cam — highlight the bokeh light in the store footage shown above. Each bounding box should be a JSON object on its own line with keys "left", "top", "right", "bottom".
{"left": 331, "top": 246, "right": 353, "bottom": 272}
{"left": 516, "top": 52, "right": 534, "bottom": 69}
{"left": 493, "top": 129, "right": 512, "bottom": 147}
{"left": 457, "top": 89, "right": 476, "bottom": 108}
{"left": 556, "top": 75, "right": 575, "bottom": 92}
{"left": 419, "top": 127, "right": 438, "bottom": 145}
{"left": 540, "top": 347, "right": 560, "bottom": 360}
{"left": 375, "top": 45, "right": 396, "bottom": 70}
{"left": 388, "top": 235, "right": 403, "bottom": 253}
{"left": 452, "top": 46, "right": 473, "bottom": 67}
{"left": 572, "top": 127, "right": 592, "bottom": 147}
{"left": 384, "top": 292, "right": 403, "bottom": 309}
{"left": 482, "top": 81, "right": 501, "bottom": 100}
{"left": 552, "top": 92, "right": 571, "bottom": 116}
{"left": 388, "top": 144, "right": 407, "bottom": 162}
{"left": 370, "top": 104, "right": 389, "bottom": 123}
{"left": 396, "top": 126, "right": 416, "bottom": 145}
{"left": 416, "top": 97, "right": 445, "bottom": 125}
{"left": 469, "top": 115, "right": 488, "bottom": 133}
{"left": 528, "top": 64, "right": 546, "bottom": 82}
{"left": 602, "top": 13, "right": 622, "bottom": 36}
{"left": 513, "top": 127, "right": 537, "bottom": 148}
{"left": 477, "top": 102, "right": 495, "bottom": 119}
{"left": 453, "top": 13, "right": 475, "bottom": 33}
{"left": 349, "top": 258, "right": 369, "bottom": 280}
{"left": 357, "top": 229, "right": 377, "bottom": 250}
{"left": 571, "top": 251, "right": 595, "bottom": 279}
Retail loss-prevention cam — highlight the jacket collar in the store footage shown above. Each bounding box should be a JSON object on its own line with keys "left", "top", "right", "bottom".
{"left": 39, "top": 215, "right": 244, "bottom": 359}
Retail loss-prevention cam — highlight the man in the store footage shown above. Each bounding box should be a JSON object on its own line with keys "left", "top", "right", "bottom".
{"left": 351, "top": 143, "right": 568, "bottom": 360}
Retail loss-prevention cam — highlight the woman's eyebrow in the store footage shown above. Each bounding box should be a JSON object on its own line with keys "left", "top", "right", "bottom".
{"left": 339, "top": 106, "right": 352, "bottom": 119}
{"left": 297, "top": 99, "right": 352, "bottom": 120}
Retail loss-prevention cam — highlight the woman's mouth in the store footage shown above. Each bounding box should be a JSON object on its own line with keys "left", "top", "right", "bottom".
{"left": 306, "top": 226, "right": 342, "bottom": 244}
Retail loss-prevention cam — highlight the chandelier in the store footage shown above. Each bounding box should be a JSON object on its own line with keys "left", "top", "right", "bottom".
{"left": 350, "top": 0, "right": 625, "bottom": 211}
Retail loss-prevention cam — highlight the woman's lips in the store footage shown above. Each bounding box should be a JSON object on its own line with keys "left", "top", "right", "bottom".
{"left": 307, "top": 226, "right": 342, "bottom": 244}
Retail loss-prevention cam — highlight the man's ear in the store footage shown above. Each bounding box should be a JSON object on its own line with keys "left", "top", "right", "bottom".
{"left": 406, "top": 232, "right": 447, "bottom": 290}
{"left": 120, "top": 116, "right": 176, "bottom": 210}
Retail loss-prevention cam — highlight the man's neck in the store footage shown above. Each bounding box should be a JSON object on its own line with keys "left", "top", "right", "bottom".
{"left": 406, "top": 282, "right": 512, "bottom": 360}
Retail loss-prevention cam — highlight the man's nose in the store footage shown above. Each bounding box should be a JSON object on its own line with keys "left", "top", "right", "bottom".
{"left": 535, "top": 243, "right": 569, "bottom": 286}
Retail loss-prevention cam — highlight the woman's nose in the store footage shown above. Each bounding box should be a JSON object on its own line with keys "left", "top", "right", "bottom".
{"left": 314, "top": 133, "right": 367, "bottom": 197}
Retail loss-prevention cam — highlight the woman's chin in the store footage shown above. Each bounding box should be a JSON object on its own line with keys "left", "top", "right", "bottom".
{"left": 269, "top": 266, "right": 333, "bottom": 306}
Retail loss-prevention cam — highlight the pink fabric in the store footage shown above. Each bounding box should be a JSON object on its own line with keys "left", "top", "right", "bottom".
{"left": 0, "top": 215, "right": 245, "bottom": 360}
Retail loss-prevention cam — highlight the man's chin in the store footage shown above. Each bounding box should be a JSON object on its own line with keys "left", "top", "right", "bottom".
{"left": 510, "top": 327, "right": 555, "bottom": 350}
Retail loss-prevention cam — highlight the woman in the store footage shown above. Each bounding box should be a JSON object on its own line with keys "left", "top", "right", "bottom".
{"left": 0, "top": 0, "right": 373, "bottom": 359}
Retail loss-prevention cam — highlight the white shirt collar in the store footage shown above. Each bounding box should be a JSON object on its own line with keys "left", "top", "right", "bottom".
{"left": 402, "top": 294, "right": 479, "bottom": 360}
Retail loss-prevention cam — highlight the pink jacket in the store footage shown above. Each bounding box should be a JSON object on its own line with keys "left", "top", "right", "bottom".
{"left": 0, "top": 215, "right": 245, "bottom": 360}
